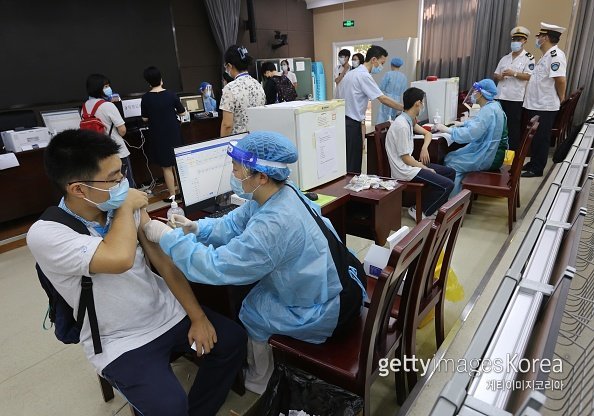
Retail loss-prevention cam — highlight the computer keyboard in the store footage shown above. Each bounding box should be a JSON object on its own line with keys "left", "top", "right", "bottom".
{"left": 206, "top": 205, "right": 237, "bottom": 218}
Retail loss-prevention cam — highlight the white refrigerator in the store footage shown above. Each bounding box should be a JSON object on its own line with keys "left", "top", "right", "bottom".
{"left": 410, "top": 77, "right": 459, "bottom": 124}
{"left": 247, "top": 100, "right": 346, "bottom": 190}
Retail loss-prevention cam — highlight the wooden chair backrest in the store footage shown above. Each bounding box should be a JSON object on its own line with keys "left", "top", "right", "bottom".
{"left": 374, "top": 122, "right": 392, "bottom": 178}
{"left": 360, "top": 219, "right": 431, "bottom": 383}
{"left": 417, "top": 190, "right": 472, "bottom": 304}
{"left": 509, "top": 116, "right": 539, "bottom": 189}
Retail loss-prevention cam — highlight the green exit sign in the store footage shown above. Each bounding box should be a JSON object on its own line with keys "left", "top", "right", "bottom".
{"left": 343, "top": 20, "right": 355, "bottom": 28}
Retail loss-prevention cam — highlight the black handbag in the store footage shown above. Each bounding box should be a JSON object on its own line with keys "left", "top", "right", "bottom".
{"left": 287, "top": 185, "right": 366, "bottom": 335}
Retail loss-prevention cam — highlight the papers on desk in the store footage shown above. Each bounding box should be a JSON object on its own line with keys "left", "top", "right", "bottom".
{"left": 0, "top": 153, "right": 19, "bottom": 170}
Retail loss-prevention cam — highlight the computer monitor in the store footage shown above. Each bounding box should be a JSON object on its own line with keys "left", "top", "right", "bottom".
{"left": 174, "top": 132, "right": 247, "bottom": 214}
{"left": 122, "top": 98, "right": 142, "bottom": 118}
{"left": 40, "top": 109, "right": 81, "bottom": 135}
{"left": 179, "top": 94, "right": 205, "bottom": 114}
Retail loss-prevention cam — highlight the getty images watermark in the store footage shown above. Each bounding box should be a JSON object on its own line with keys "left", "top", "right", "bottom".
{"left": 378, "top": 354, "right": 564, "bottom": 391}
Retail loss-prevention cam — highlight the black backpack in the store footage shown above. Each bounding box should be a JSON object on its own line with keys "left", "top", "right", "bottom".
{"left": 272, "top": 75, "right": 298, "bottom": 102}
{"left": 36, "top": 207, "right": 102, "bottom": 354}
{"left": 287, "top": 185, "right": 366, "bottom": 335}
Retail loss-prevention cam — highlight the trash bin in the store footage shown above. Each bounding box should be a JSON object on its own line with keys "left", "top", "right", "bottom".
{"left": 256, "top": 364, "right": 364, "bottom": 416}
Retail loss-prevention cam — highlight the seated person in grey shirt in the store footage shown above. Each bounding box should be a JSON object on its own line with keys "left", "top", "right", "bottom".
{"left": 385, "top": 87, "right": 455, "bottom": 220}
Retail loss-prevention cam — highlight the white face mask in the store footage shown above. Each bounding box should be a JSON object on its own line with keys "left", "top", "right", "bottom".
{"left": 281, "top": 65, "right": 288, "bottom": 72}
{"left": 352, "top": 60, "right": 359, "bottom": 68}
{"left": 510, "top": 41, "right": 523, "bottom": 52}
{"left": 338, "top": 57, "right": 346, "bottom": 65}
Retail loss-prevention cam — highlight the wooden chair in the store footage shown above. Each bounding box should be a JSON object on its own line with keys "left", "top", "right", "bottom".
{"left": 461, "top": 116, "right": 539, "bottom": 233}
{"left": 401, "top": 189, "right": 471, "bottom": 391}
{"left": 364, "top": 190, "right": 472, "bottom": 378}
{"left": 551, "top": 96, "right": 573, "bottom": 148}
{"left": 552, "top": 87, "right": 584, "bottom": 147}
{"left": 269, "top": 219, "right": 433, "bottom": 414}
{"left": 373, "top": 121, "right": 424, "bottom": 223}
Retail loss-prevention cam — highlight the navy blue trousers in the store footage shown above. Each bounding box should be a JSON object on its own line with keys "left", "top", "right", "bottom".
{"left": 524, "top": 109, "right": 557, "bottom": 175}
{"left": 410, "top": 163, "right": 456, "bottom": 215}
{"left": 102, "top": 308, "right": 247, "bottom": 416}
{"left": 345, "top": 116, "right": 364, "bottom": 174}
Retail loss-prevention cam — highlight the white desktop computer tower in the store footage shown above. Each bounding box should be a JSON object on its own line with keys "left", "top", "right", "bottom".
{"left": 246, "top": 100, "right": 346, "bottom": 190}
{"left": 411, "top": 78, "right": 459, "bottom": 124}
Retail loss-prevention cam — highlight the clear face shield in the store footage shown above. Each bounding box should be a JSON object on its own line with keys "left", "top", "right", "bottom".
{"left": 220, "top": 140, "right": 291, "bottom": 201}
{"left": 203, "top": 85, "right": 214, "bottom": 98}
{"left": 463, "top": 82, "right": 483, "bottom": 110}
{"left": 216, "top": 140, "right": 256, "bottom": 205}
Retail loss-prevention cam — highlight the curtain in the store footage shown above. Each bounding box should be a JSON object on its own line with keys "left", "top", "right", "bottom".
{"left": 566, "top": 0, "right": 594, "bottom": 127}
{"left": 420, "top": 0, "right": 478, "bottom": 91}
{"left": 467, "top": 0, "right": 519, "bottom": 87}
{"left": 203, "top": 0, "right": 241, "bottom": 56}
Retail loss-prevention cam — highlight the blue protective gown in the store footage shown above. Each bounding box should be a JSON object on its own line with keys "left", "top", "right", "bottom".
{"left": 377, "top": 70, "right": 408, "bottom": 123}
{"left": 204, "top": 95, "right": 217, "bottom": 112}
{"left": 159, "top": 184, "right": 343, "bottom": 343}
{"left": 444, "top": 100, "right": 506, "bottom": 195}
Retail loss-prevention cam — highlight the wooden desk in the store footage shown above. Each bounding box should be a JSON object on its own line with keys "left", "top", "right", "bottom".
{"left": 312, "top": 174, "right": 404, "bottom": 246}
{"left": 180, "top": 115, "right": 222, "bottom": 144}
{"left": 0, "top": 149, "right": 61, "bottom": 223}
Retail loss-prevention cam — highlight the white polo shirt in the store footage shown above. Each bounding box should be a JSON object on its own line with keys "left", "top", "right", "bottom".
{"left": 523, "top": 45, "right": 567, "bottom": 111}
{"left": 494, "top": 50, "right": 535, "bottom": 101}
{"left": 340, "top": 65, "right": 383, "bottom": 122}
{"left": 385, "top": 113, "right": 421, "bottom": 181}
{"left": 333, "top": 64, "right": 350, "bottom": 98}
{"left": 26, "top": 208, "right": 186, "bottom": 373}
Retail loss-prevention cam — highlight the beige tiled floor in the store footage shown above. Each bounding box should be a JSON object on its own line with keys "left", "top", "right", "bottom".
{"left": 0, "top": 157, "right": 551, "bottom": 416}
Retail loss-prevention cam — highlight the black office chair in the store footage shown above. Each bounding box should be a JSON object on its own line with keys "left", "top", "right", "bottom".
{"left": 0, "top": 110, "right": 37, "bottom": 131}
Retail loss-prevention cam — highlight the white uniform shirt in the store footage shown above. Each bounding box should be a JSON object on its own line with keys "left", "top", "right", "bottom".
{"left": 333, "top": 64, "right": 350, "bottom": 98}
{"left": 494, "top": 50, "right": 535, "bottom": 101}
{"left": 284, "top": 71, "right": 297, "bottom": 85}
{"left": 385, "top": 113, "right": 421, "bottom": 181}
{"left": 340, "top": 65, "right": 383, "bottom": 121}
{"left": 26, "top": 209, "right": 186, "bottom": 373}
{"left": 523, "top": 45, "right": 567, "bottom": 111}
{"left": 83, "top": 98, "right": 130, "bottom": 158}
{"left": 219, "top": 73, "right": 266, "bottom": 134}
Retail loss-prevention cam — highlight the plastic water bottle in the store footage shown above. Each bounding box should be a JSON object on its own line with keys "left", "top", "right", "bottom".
{"left": 167, "top": 198, "right": 184, "bottom": 221}
{"left": 433, "top": 110, "right": 442, "bottom": 124}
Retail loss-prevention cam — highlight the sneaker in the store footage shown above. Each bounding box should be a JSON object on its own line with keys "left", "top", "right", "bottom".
{"left": 408, "top": 206, "right": 436, "bottom": 221}
{"left": 522, "top": 162, "right": 532, "bottom": 172}
{"left": 521, "top": 170, "right": 543, "bottom": 178}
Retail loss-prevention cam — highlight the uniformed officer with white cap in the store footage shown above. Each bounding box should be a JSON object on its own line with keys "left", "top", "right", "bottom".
{"left": 494, "top": 26, "right": 535, "bottom": 150}
{"left": 522, "top": 22, "right": 567, "bottom": 178}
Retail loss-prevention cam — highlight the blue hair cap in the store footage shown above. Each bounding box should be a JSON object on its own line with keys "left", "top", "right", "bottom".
{"left": 235, "top": 131, "right": 298, "bottom": 180}
{"left": 476, "top": 79, "right": 497, "bottom": 101}
{"left": 391, "top": 57, "right": 404, "bottom": 67}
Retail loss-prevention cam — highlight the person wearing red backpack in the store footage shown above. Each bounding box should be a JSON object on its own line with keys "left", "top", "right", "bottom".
{"left": 83, "top": 74, "right": 135, "bottom": 188}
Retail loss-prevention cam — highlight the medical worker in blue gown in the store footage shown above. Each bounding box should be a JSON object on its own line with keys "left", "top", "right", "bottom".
{"left": 435, "top": 79, "right": 507, "bottom": 196}
{"left": 200, "top": 82, "right": 217, "bottom": 112}
{"left": 377, "top": 57, "right": 408, "bottom": 123}
{"left": 143, "top": 131, "right": 363, "bottom": 394}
